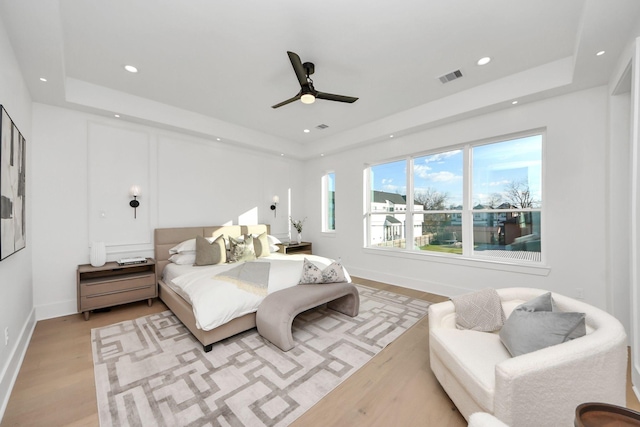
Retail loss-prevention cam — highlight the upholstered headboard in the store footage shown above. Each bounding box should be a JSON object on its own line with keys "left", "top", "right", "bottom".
{"left": 153, "top": 224, "right": 270, "bottom": 284}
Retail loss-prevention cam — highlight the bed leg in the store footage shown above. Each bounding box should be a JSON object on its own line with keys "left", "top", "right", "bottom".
{"left": 203, "top": 344, "right": 213, "bottom": 352}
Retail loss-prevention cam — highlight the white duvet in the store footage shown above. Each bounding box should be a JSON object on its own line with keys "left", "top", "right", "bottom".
{"left": 165, "top": 253, "right": 350, "bottom": 331}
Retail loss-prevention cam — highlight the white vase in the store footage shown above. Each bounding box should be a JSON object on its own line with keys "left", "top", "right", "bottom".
{"left": 297, "top": 232, "right": 302, "bottom": 244}
{"left": 90, "top": 241, "right": 106, "bottom": 267}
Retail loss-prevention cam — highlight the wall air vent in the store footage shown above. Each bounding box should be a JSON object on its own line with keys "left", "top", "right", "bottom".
{"left": 316, "top": 124, "right": 329, "bottom": 129}
{"left": 438, "top": 69, "right": 463, "bottom": 84}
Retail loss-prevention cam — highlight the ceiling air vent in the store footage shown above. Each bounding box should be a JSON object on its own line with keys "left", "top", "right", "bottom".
{"left": 438, "top": 69, "right": 463, "bottom": 84}
{"left": 316, "top": 124, "right": 329, "bottom": 130}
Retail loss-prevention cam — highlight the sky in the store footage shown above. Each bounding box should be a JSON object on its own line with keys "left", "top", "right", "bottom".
{"left": 371, "top": 134, "right": 542, "bottom": 209}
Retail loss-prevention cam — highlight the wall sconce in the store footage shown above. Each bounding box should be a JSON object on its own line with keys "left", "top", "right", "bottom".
{"left": 129, "top": 185, "right": 141, "bottom": 218}
{"left": 270, "top": 195, "right": 279, "bottom": 217}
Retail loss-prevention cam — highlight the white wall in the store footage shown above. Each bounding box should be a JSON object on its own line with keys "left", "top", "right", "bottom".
{"left": 31, "top": 104, "right": 303, "bottom": 320}
{"left": 0, "top": 16, "right": 34, "bottom": 420}
{"left": 304, "top": 87, "right": 613, "bottom": 310}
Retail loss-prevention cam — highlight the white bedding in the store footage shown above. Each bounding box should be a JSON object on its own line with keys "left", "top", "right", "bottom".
{"left": 163, "top": 253, "right": 351, "bottom": 331}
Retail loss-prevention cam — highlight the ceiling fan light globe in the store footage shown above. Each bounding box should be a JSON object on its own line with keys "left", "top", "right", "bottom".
{"left": 301, "top": 94, "right": 315, "bottom": 104}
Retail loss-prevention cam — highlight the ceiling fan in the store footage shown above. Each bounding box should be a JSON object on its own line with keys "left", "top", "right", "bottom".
{"left": 271, "top": 51, "right": 359, "bottom": 109}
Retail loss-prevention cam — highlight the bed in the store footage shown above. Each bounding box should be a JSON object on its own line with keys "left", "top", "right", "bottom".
{"left": 154, "top": 224, "right": 347, "bottom": 352}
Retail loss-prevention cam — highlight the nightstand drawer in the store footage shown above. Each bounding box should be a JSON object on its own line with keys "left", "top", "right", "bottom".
{"left": 80, "top": 272, "right": 156, "bottom": 297}
{"left": 80, "top": 284, "right": 156, "bottom": 310}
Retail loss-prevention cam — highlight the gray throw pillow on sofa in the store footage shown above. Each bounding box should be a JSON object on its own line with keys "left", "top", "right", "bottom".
{"left": 516, "top": 291, "right": 555, "bottom": 312}
{"left": 499, "top": 310, "right": 586, "bottom": 357}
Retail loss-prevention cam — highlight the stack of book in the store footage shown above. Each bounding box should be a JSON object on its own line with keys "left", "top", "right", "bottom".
{"left": 116, "top": 257, "right": 147, "bottom": 266}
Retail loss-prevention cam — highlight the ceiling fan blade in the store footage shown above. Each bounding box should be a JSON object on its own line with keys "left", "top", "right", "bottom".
{"left": 287, "top": 51, "right": 308, "bottom": 87}
{"left": 316, "top": 91, "right": 359, "bottom": 103}
{"left": 271, "top": 93, "right": 301, "bottom": 109}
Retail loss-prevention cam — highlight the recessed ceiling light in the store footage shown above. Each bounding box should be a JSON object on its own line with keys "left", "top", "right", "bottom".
{"left": 124, "top": 65, "right": 138, "bottom": 73}
{"left": 280, "top": 153, "right": 284, "bottom": 156}
{"left": 320, "top": 153, "right": 324, "bottom": 157}
{"left": 389, "top": 134, "right": 394, "bottom": 138}
{"left": 303, "top": 129, "right": 310, "bottom": 133}
{"left": 596, "top": 50, "right": 605, "bottom": 56}
{"left": 114, "top": 114, "right": 120, "bottom": 118}
{"left": 216, "top": 138, "right": 221, "bottom": 141}
{"left": 39, "top": 77, "right": 47, "bottom": 82}
{"left": 477, "top": 57, "right": 491, "bottom": 66}
{"left": 512, "top": 100, "right": 518, "bottom": 105}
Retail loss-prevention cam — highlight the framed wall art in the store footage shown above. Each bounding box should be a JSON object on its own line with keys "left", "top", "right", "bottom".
{"left": 0, "top": 105, "right": 26, "bottom": 260}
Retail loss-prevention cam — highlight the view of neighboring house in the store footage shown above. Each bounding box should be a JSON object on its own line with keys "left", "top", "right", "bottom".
{"left": 369, "top": 191, "right": 423, "bottom": 247}
{"left": 373, "top": 194, "right": 541, "bottom": 256}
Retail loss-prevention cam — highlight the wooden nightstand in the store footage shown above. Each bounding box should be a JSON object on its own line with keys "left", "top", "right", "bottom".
{"left": 277, "top": 242, "right": 312, "bottom": 255}
{"left": 77, "top": 259, "right": 157, "bottom": 320}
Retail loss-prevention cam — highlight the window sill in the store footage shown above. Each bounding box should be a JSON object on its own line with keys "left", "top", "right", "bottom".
{"left": 321, "top": 231, "right": 337, "bottom": 237}
{"left": 362, "top": 246, "right": 550, "bottom": 276}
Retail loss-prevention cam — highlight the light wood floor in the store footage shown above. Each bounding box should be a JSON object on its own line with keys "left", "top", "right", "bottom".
{"left": 1, "top": 278, "right": 639, "bottom": 426}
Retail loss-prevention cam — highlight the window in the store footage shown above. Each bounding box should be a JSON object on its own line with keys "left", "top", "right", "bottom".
{"left": 471, "top": 136, "right": 542, "bottom": 261}
{"left": 413, "top": 150, "right": 463, "bottom": 255}
{"left": 322, "top": 172, "right": 336, "bottom": 231}
{"left": 365, "top": 132, "right": 543, "bottom": 264}
{"left": 368, "top": 160, "right": 408, "bottom": 247}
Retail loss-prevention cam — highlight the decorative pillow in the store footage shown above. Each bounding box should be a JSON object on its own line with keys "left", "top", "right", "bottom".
{"left": 499, "top": 310, "right": 586, "bottom": 356}
{"left": 168, "top": 252, "right": 196, "bottom": 265}
{"left": 267, "top": 234, "right": 282, "bottom": 253}
{"left": 516, "top": 292, "right": 555, "bottom": 312}
{"left": 267, "top": 234, "right": 281, "bottom": 244}
{"left": 451, "top": 288, "right": 506, "bottom": 332}
{"left": 195, "top": 235, "right": 226, "bottom": 266}
{"left": 299, "top": 258, "right": 324, "bottom": 283}
{"left": 321, "top": 261, "right": 347, "bottom": 283}
{"left": 228, "top": 235, "right": 256, "bottom": 263}
{"left": 252, "top": 232, "right": 271, "bottom": 258}
{"left": 299, "top": 259, "right": 348, "bottom": 284}
{"left": 169, "top": 238, "right": 196, "bottom": 254}
{"left": 211, "top": 233, "right": 230, "bottom": 250}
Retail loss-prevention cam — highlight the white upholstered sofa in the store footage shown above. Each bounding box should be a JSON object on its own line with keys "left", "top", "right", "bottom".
{"left": 429, "top": 287, "right": 627, "bottom": 427}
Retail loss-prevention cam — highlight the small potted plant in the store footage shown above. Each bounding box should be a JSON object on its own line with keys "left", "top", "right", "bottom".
{"left": 290, "top": 217, "right": 306, "bottom": 244}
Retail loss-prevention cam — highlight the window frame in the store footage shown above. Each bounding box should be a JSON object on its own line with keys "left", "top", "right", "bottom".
{"left": 322, "top": 171, "right": 336, "bottom": 233}
{"left": 364, "top": 129, "right": 547, "bottom": 272}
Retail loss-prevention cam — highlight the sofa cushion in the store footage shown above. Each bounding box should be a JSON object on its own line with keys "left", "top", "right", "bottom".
{"left": 430, "top": 328, "right": 512, "bottom": 412}
{"left": 452, "top": 288, "right": 506, "bottom": 332}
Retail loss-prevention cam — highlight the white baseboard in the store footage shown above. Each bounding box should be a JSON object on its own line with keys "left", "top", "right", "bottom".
{"left": 346, "top": 266, "right": 472, "bottom": 297}
{"left": 0, "top": 308, "right": 36, "bottom": 422}
{"left": 35, "top": 299, "right": 77, "bottom": 321}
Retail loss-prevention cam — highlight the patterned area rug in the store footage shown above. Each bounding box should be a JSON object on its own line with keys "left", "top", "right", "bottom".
{"left": 92, "top": 285, "right": 430, "bottom": 426}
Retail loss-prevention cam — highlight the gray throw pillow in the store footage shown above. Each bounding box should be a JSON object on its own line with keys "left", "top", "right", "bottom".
{"left": 195, "top": 235, "right": 226, "bottom": 266}
{"left": 228, "top": 235, "right": 256, "bottom": 263}
{"left": 451, "top": 288, "right": 506, "bottom": 332}
{"left": 516, "top": 292, "right": 555, "bottom": 312}
{"left": 499, "top": 310, "right": 586, "bottom": 356}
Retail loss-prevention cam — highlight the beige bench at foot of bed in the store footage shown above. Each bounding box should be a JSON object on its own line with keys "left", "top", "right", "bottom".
{"left": 256, "top": 282, "right": 360, "bottom": 351}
